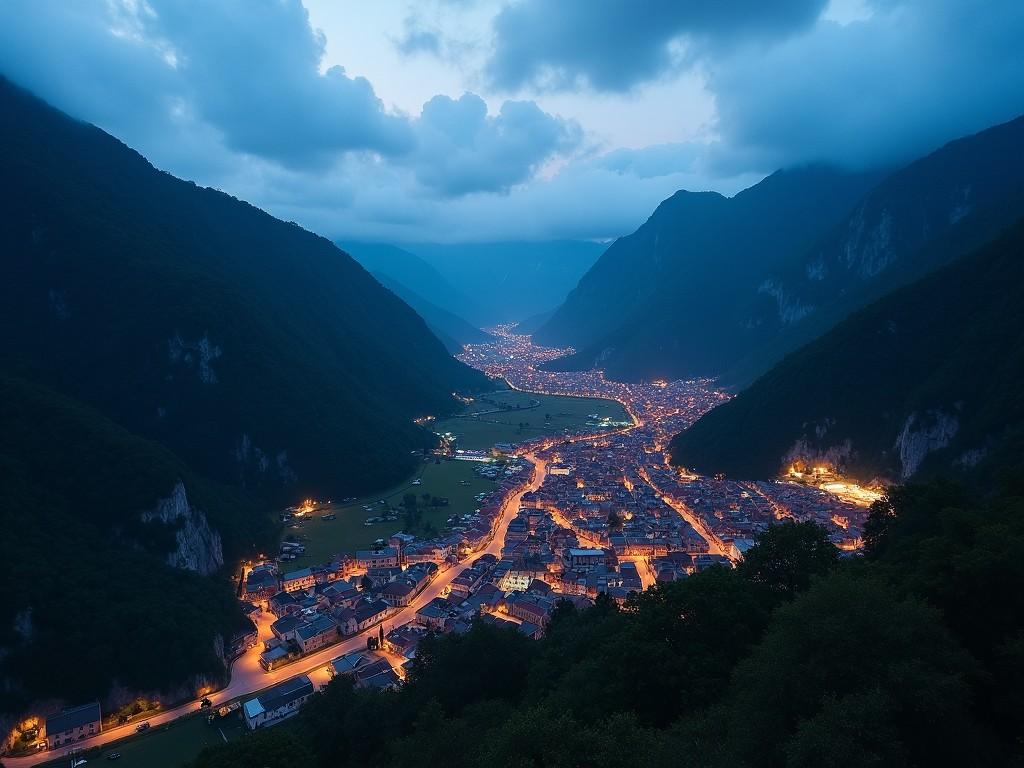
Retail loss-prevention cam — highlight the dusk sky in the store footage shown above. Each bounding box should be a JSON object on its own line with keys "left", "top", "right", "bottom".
{"left": 2, "top": 0, "right": 1022, "bottom": 243}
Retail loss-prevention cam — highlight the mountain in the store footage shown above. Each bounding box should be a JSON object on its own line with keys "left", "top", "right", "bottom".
{"left": 670, "top": 218, "right": 1024, "bottom": 483}
{"left": 534, "top": 166, "right": 883, "bottom": 381}
{"left": 341, "top": 241, "right": 487, "bottom": 327}
{"left": 0, "top": 75, "right": 485, "bottom": 712}
{"left": 538, "top": 115, "right": 1024, "bottom": 385}
{"left": 371, "top": 271, "right": 493, "bottom": 354}
{"left": 0, "top": 77, "right": 488, "bottom": 506}
{"left": 516, "top": 308, "right": 555, "bottom": 335}
{"left": 406, "top": 240, "right": 606, "bottom": 325}
{"left": 0, "top": 376, "right": 258, "bottom": 711}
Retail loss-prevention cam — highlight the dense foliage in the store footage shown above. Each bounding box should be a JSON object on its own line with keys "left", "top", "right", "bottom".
{"left": 671, "top": 218, "right": 1024, "bottom": 482}
{"left": 538, "top": 114, "right": 1024, "bottom": 386}
{"left": 0, "top": 77, "right": 487, "bottom": 504}
{"left": 191, "top": 478, "right": 1024, "bottom": 767}
{"left": 0, "top": 75, "right": 485, "bottom": 712}
{"left": 0, "top": 377, "right": 256, "bottom": 711}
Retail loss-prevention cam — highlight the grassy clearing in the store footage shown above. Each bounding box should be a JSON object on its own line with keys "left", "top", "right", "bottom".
{"left": 38, "top": 713, "right": 245, "bottom": 768}
{"left": 280, "top": 459, "right": 495, "bottom": 568}
{"left": 434, "top": 389, "right": 630, "bottom": 451}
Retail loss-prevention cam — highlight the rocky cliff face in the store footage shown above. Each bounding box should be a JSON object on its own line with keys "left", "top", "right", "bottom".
{"left": 140, "top": 481, "right": 224, "bottom": 575}
{"left": 894, "top": 410, "right": 959, "bottom": 481}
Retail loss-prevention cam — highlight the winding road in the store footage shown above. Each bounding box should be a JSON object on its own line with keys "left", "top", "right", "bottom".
{"left": 10, "top": 455, "right": 548, "bottom": 767}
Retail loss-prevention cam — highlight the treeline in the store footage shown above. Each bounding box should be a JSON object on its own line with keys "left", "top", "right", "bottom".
{"left": 191, "top": 473, "right": 1024, "bottom": 767}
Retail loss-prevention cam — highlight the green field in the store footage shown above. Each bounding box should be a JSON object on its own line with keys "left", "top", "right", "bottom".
{"left": 279, "top": 458, "right": 497, "bottom": 568}
{"left": 38, "top": 713, "right": 245, "bottom": 768}
{"left": 434, "top": 389, "right": 630, "bottom": 451}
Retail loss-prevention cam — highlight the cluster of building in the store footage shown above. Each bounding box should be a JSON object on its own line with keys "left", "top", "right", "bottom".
{"left": 247, "top": 556, "right": 441, "bottom": 672}
{"left": 646, "top": 469, "right": 868, "bottom": 552}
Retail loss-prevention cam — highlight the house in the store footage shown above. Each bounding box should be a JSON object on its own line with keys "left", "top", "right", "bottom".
{"left": 337, "top": 599, "right": 391, "bottom": 635}
{"left": 356, "top": 547, "right": 400, "bottom": 570}
{"left": 329, "top": 651, "right": 370, "bottom": 678}
{"left": 354, "top": 600, "right": 391, "bottom": 632}
{"left": 379, "top": 580, "right": 416, "bottom": 607}
{"left": 271, "top": 614, "right": 304, "bottom": 644}
{"left": 45, "top": 702, "right": 101, "bottom": 749}
{"left": 354, "top": 658, "right": 401, "bottom": 690}
{"left": 383, "top": 624, "right": 428, "bottom": 659}
{"left": 281, "top": 567, "right": 316, "bottom": 593}
{"left": 416, "top": 597, "right": 456, "bottom": 630}
{"left": 269, "top": 590, "right": 299, "bottom": 616}
{"left": 244, "top": 566, "right": 280, "bottom": 602}
{"left": 295, "top": 615, "right": 339, "bottom": 654}
{"left": 258, "top": 643, "right": 292, "bottom": 672}
{"left": 243, "top": 675, "right": 314, "bottom": 729}
{"left": 504, "top": 592, "right": 553, "bottom": 626}
{"left": 566, "top": 548, "right": 606, "bottom": 571}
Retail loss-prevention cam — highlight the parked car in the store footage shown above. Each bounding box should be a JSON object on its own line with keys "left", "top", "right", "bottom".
{"left": 135, "top": 722, "right": 150, "bottom": 732}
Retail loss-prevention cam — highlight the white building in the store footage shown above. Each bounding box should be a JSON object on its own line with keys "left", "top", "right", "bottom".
{"left": 242, "top": 675, "right": 314, "bottom": 729}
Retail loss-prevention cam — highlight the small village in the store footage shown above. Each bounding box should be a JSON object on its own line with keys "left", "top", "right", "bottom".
{"left": 35, "top": 326, "right": 882, "bottom": 748}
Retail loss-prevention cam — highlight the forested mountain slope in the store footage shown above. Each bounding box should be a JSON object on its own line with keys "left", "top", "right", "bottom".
{"left": 670, "top": 219, "right": 1024, "bottom": 483}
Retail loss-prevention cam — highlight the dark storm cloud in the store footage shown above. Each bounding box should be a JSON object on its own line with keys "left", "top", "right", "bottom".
{"left": 411, "top": 93, "right": 581, "bottom": 196}
{"left": 708, "top": 0, "right": 1024, "bottom": 171}
{"left": 0, "top": 0, "right": 578, "bottom": 196}
{"left": 485, "top": 0, "right": 828, "bottom": 92}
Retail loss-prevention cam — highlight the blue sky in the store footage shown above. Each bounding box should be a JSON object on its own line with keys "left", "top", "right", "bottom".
{"left": 1, "top": 0, "right": 1022, "bottom": 243}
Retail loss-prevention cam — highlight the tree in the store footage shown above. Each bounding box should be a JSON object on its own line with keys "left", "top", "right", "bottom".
{"left": 737, "top": 521, "right": 838, "bottom": 599}
{"left": 607, "top": 511, "right": 623, "bottom": 531}
{"left": 863, "top": 494, "right": 898, "bottom": 558}
{"left": 721, "top": 573, "right": 985, "bottom": 767}
{"left": 360, "top": 574, "right": 373, "bottom": 591}
{"left": 379, "top": 624, "right": 386, "bottom": 647}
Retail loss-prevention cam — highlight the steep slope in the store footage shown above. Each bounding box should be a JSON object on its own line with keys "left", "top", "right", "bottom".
{"left": 407, "top": 240, "right": 606, "bottom": 325}
{"left": 730, "top": 113, "right": 1024, "bottom": 383}
{"left": 371, "top": 271, "right": 493, "bottom": 353}
{"left": 0, "top": 376, "right": 257, "bottom": 711}
{"left": 535, "top": 166, "right": 882, "bottom": 380}
{"left": 0, "top": 77, "right": 487, "bottom": 502}
{"left": 539, "top": 115, "right": 1024, "bottom": 385}
{"left": 341, "top": 241, "right": 487, "bottom": 326}
{"left": 670, "top": 219, "right": 1024, "bottom": 483}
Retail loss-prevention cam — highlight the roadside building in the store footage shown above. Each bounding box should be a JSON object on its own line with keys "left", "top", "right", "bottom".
{"left": 356, "top": 547, "right": 400, "bottom": 570}
{"left": 295, "top": 615, "right": 339, "bottom": 654}
{"left": 45, "top": 702, "right": 101, "bottom": 749}
{"left": 242, "top": 675, "right": 314, "bottom": 729}
{"left": 281, "top": 567, "right": 316, "bottom": 593}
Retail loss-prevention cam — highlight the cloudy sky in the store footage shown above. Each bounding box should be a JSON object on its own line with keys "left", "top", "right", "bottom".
{"left": 1, "top": 0, "right": 1022, "bottom": 243}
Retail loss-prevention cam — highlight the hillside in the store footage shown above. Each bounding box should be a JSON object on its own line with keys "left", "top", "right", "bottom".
{"left": 407, "top": 240, "right": 605, "bottom": 325}
{"left": 0, "top": 376, "right": 258, "bottom": 712}
{"left": 341, "top": 241, "right": 487, "bottom": 327}
{"left": 0, "top": 77, "right": 488, "bottom": 504}
{"left": 371, "top": 271, "right": 493, "bottom": 353}
{"left": 538, "top": 115, "right": 1024, "bottom": 385}
{"left": 534, "top": 166, "right": 882, "bottom": 380}
{"left": 670, "top": 219, "right": 1024, "bottom": 483}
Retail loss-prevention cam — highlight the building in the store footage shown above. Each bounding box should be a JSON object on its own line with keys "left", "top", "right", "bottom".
{"left": 244, "top": 566, "right": 279, "bottom": 602}
{"left": 566, "top": 548, "right": 606, "bottom": 571}
{"left": 243, "top": 675, "right": 315, "bottom": 729}
{"left": 295, "top": 615, "right": 339, "bottom": 654}
{"left": 379, "top": 580, "right": 416, "bottom": 607}
{"left": 281, "top": 567, "right": 316, "bottom": 593}
{"left": 328, "top": 651, "right": 370, "bottom": 678}
{"left": 45, "top": 702, "right": 101, "bottom": 749}
{"left": 356, "top": 547, "right": 400, "bottom": 570}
